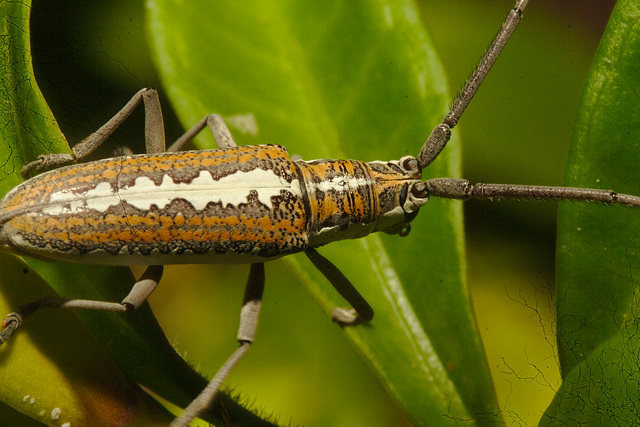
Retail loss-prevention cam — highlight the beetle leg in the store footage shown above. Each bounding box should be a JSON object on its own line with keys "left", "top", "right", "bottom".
{"left": 305, "top": 248, "right": 374, "bottom": 326}
{"left": 141, "top": 90, "right": 167, "bottom": 154}
{"left": 167, "top": 114, "right": 237, "bottom": 152}
{"left": 0, "top": 265, "right": 163, "bottom": 344}
{"left": 172, "top": 263, "right": 264, "bottom": 427}
{"left": 22, "top": 88, "right": 164, "bottom": 177}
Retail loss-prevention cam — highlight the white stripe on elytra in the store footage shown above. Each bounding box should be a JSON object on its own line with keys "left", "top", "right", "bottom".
{"left": 44, "top": 169, "right": 302, "bottom": 215}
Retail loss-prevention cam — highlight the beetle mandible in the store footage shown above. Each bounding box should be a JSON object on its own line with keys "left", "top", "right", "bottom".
{"left": 0, "top": 1, "right": 637, "bottom": 425}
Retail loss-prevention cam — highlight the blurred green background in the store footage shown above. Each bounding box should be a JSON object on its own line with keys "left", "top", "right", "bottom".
{"left": 16, "top": 0, "right": 618, "bottom": 425}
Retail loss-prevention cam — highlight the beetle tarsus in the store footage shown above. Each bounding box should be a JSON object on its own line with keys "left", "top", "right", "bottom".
{"left": 332, "top": 307, "right": 366, "bottom": 326}
{"left": 0, "top": 312, "right": 23, "bottom": 343}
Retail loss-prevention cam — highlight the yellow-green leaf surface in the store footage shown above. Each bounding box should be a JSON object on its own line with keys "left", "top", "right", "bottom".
{"left": 0, "top": 254, "right": 173, "bottom": 426}
{"left": 147, "top": 1, "right": 499, "bottom": 425}
{"left": 0, "top": 1, "right": 268, "bottom": 425}
{"left": 545, "top": 0, "right": 640, "bottom": 424}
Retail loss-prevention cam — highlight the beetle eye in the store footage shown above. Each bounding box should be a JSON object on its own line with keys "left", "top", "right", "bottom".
{"left": 398, "top": 182, "right": 409, "bottom": 207}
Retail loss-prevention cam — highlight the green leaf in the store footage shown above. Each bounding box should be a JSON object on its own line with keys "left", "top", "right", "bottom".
{"left": 541, "top": 327, "right": 640, "bottom": 426}
{"left": 549, "top": 0, "right": 640, "bottom": 423}
{"left": 0, "top": 0, "right": 70, "bottom": 184}
{"left": 147, "top": 0, "right": 500, "bottom": 425}
{"left": 0, "top": 1, "right": 269, "bottom": 425}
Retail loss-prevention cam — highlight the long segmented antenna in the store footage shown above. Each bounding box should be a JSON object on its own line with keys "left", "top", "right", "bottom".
{"left": 418, "top": 0, "right": 530, "bottom": 169}
{"left": 424, "top": 179, "right": 640, "bottom": 208}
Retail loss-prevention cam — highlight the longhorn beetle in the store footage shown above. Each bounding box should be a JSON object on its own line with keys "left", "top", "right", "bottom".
{"left": 0, "top": 0, "right": 636, "bottom": 425}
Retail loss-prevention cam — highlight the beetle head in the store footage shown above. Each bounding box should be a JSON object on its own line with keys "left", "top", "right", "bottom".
{"left": 367, "top": 156, "right": 429, "bottom": 236}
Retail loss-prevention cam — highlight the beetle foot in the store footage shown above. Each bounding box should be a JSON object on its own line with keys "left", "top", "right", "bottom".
{"left": 21, "top": 153, "right": 75, "bottom": 178}
{"left": 0, "top": 312, "right": 23, "bottom": 343}
{"left": 332, "top": 307, "right": 365, "bottom": 326}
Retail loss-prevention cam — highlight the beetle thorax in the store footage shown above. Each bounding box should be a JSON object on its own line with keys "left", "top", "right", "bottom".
{"left": 295, "top": 159, "right": 378, "bottom": 246}
{"left": 296, "top": 156, "right": 429, "bottom": 247}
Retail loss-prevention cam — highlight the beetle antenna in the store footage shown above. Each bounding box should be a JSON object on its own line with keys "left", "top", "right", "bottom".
{"left": 418, "top": 0, "right": 529, "bottom": 170}
{"left": 425, "top": 178, "right": 640, "bottom": 208}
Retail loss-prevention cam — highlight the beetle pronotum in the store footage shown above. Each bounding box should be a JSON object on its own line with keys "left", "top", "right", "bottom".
{"left": 0, "top": 0, "right": 634, "bottom": 425}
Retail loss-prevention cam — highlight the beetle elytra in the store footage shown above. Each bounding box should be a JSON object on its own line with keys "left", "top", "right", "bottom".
{"left": 1, "top": 0, "right": 637, "bottom": 425}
